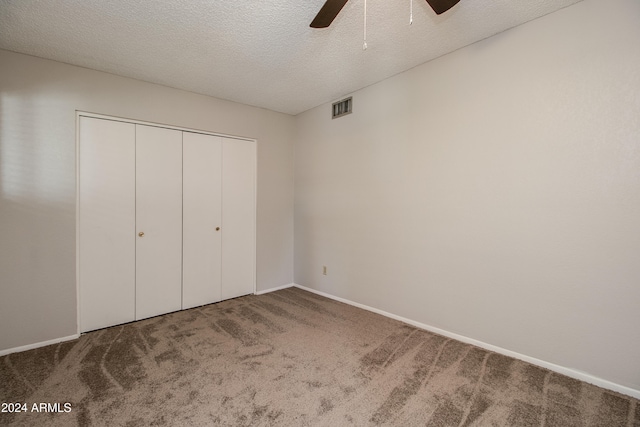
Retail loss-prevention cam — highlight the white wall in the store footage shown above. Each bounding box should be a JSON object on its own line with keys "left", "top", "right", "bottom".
{"left": 295, "top": 0, "right": 640, "bottom": 393}
{"left": 0, "top": 49, "right": 295, "bottom": 352}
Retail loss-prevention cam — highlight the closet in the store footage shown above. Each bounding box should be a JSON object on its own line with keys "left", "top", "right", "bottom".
{"left": 78, "top": 115, "right": 255, "bottom": 332}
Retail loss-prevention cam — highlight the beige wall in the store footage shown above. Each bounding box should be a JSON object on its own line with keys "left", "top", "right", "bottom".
{"left": 0, "top": 49, "right": 295, "bottom": 351}
{"left": 295, "top": 0, "right": 640, "bottom": 392}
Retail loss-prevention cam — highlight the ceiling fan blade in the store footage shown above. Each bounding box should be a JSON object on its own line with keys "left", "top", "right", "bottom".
{"left": 310, "top": 0, "right": 349, "bottom": 28}
{"left": 425, "top": 0, "right": 461, "bottom": 15}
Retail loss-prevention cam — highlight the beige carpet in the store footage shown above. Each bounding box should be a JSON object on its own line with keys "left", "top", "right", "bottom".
{"left": 1, "top": 287, "right": 638, "bottom": 426}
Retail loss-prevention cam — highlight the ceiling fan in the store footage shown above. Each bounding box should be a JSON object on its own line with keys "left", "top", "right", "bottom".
{"left": 311, "top": 0, "right": 460, "bottom": 28}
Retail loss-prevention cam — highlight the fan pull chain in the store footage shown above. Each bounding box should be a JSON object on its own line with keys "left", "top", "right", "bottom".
{"left": 363, "top": 0, "right": 367, "bottom": 50}
{"left": 410, "top": 0, "right": 413, "bottom": 24}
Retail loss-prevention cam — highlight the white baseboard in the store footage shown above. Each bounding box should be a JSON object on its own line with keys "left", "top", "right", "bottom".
{"left": 255, "top": 283, "right": 294, "bottom": 295}
{"left": 0, "top": 334, "right": 80, "bottom": 357}
{"left": 4, "top": 285, "right": 638, "bottom": 399}
{"left": 293, "top": 283, "right": 640, "bottom": 400}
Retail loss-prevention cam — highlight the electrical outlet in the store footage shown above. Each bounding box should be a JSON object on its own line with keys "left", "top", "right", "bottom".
{"left": 322, "top": 266, "right": 327, "bottom": 275}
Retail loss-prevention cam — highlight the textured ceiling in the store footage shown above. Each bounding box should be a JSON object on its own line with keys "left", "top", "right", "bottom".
{"left": 0, "top": 0, "right": 583, "bottom": 115}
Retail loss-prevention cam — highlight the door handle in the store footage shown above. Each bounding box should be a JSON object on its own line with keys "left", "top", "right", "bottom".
{"left": 138, "top": 232, "right": 144, "bottom": 237}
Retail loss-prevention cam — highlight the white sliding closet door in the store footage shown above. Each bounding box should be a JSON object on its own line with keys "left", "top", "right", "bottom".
{"left": 79, "top": 117, "right": 136, "bottom": 332}
{"left": 182, "top": 133, "right": 222, "bottom": 309}
{"left": 135, "top": 125, "right": 183, "bottom": 320}
{"left": 79, "top": 114, "right": 256, "bottom": 331}
{"left": 221, "top": 138, "right": 256, "bottom": 300}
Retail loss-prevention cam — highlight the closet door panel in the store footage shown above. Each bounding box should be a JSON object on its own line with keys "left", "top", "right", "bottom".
{"left": 182, "top": 133, "right": 222, "bottom": 309}
{"left": 221, "top": 139, "right": 256, "bottom": 300}
{"left": 135, "top": 125, "right": 183, "bottom": 320}
{"left": 79, "top": 117, "right": 136, "bottom": 332}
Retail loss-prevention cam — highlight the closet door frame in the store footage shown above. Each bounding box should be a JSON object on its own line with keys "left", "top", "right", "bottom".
{"left": 76, "top": 111, "right": 257, "bottom": 334}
